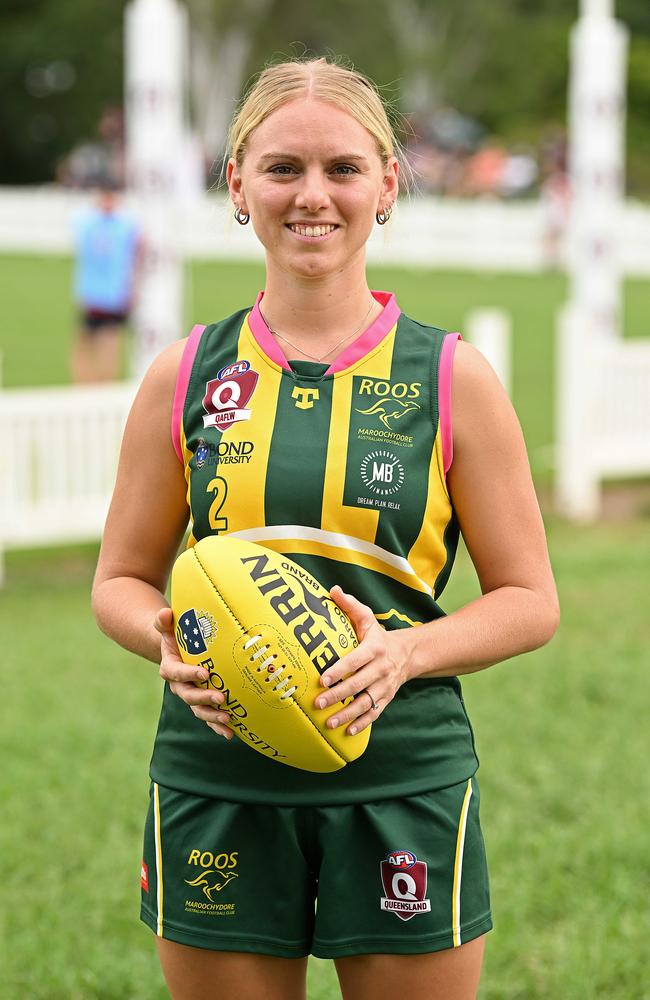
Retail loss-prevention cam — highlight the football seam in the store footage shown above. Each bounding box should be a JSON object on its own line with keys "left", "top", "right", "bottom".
{"left": 191, "top": 545, "right": 347, "bottom": 765}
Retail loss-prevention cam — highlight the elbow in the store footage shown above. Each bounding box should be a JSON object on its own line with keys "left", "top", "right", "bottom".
{"left": 91, "top": 576, "right": 111, "bottom": 638}
{"left": 535, "top": 592, "right": 561, "bottom": 648}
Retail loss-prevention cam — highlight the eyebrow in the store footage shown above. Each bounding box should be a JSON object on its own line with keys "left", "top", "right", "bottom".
{"left": 257, "top": 152, "right": 370, "bottom": 163}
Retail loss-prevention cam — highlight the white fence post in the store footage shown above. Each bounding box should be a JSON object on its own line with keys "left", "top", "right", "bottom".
{"left": 466, "top": 309, "right": 512, "bottom": 397}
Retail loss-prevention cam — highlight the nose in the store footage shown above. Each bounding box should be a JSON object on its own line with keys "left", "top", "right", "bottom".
{"left": 294, "top": 166, "right": 331, "bottom": 213}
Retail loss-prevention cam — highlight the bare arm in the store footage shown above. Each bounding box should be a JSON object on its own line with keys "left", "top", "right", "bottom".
{"left": 91, "top": 339, "right": 189, "bottom": 662}
{"left": 314, "top": 341, "right": 560, "bottom": 733}
{"left": 91, "top": 339, "right": 234, "bottom": 739}
{"left": 402, "top": 339, "right": 560, "bottom": 679}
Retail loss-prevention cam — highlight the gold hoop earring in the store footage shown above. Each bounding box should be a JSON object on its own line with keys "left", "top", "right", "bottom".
{"left": 234, "top": 207, "right": 250, "bottom": 225}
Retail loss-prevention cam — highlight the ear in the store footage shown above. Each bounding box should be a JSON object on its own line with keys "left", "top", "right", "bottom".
{"left": 379, "top": 156, "right": 399, "bottom": 210}
{"left": 226, "top": 158, "right": 248, "bottom": 213}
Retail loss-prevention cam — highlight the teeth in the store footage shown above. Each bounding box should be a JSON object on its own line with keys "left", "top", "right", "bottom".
{"left": 289, "top": 224, "right": 336, "bottom": 237}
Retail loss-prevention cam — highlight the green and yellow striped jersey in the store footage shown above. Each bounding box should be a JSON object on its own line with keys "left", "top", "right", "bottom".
{"left": 151, "top": 291, "right": 479, "bottom": 804}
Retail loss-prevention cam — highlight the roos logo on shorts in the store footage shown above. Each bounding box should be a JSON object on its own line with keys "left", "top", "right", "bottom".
{"left": 380, "top": 850, "right": 431, "bottom": 921}
{"left": 202, "top": 361, "right": 259, "bottom": 432}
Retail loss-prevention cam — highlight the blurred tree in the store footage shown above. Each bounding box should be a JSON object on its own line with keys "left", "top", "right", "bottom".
{"left": 0, "top": 0, "right": 127, "bottom": 184}
{"left": 187, "top": 0, "right": 273, "bottom": 179}
{"left": 1, "top": 0, "right": 650, "bottom": 195}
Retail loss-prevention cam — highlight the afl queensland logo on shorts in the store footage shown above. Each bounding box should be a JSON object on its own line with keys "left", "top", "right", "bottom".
{"left": 380, "top": 850, "right": 431, "bottom": 921}
{"left": 202, "top": 360, "right": 259, "bottom": 432}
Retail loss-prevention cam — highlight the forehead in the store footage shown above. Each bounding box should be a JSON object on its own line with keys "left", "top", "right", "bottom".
{"left": 245, "top": 98, "right": 381, "bottom": 160}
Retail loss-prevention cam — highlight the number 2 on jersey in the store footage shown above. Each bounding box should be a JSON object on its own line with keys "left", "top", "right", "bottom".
{"left": 206, "top": 476, "right": 229, "bottom": 533}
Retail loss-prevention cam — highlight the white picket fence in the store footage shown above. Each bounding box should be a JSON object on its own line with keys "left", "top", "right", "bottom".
{"left": 555, "top": 314, "right": 650, "bottom": 518}
{"left": 0, "top": 381, "right": 137, "bottom": 582}
{"left": 2, "top": 309, "right": 650, "bottom": 582}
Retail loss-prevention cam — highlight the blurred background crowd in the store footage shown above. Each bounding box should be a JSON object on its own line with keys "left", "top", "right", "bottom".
{"left": 1, "top": 0, "right": 648, "bottom": 202}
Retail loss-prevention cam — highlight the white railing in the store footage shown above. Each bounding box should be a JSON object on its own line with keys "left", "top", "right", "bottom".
{"left": 2, "top": 185, "right": 650, "bottom": 274}
{"left": 555, "top": 307, "right": 650, "bottom": 519}
{"left": 0, "top": 381, "right": 137, "bottom": 581}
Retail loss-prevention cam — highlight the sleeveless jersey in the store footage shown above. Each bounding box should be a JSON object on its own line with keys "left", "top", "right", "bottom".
{"left": 150, "top": 290, "right": 479, "bottom": 805}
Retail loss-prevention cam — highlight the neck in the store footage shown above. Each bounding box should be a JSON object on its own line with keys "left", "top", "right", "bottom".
{"left": 259, "top": 262, "right": 379, "bottom": 346}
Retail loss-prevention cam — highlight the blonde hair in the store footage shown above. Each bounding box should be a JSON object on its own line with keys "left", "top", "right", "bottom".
{"left": 224, "top": 56, "right": 412, "bottom": 192}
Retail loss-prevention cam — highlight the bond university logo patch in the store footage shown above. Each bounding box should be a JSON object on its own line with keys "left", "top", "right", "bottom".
{"left": 202, "top": 360, "right": 259, "bottom": 432}
{"left": 176, "top": 608, "right": 218, "bottom": 655}
{"left": 380, "top": 850, "right": 431, "bottom": 921}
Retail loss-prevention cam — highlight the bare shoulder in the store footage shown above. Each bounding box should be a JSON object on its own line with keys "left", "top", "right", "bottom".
{"left": 137, "top": 337, "right": 187, "bottom": 398}
{"left": 452, "top": 339, "right": 506, "bottom": 396}
{"left": 128, "top": 337, "right": 188, "bottom": 426}
{"left": 451, "top": 339, "right": 520, "bottom": 455}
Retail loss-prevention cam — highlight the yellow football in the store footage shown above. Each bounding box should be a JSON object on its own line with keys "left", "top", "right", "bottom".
{"left": 170, "top": 535, "right": 370, "bottom": 772}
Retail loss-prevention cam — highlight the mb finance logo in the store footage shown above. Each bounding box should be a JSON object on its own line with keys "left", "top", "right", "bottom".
{"left": 360, "top": 450, "right": 405, "bottom": 496}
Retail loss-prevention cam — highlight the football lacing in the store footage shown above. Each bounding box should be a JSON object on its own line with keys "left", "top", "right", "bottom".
{"left": 243, "top": 634, "right": 296, "bottom": 699}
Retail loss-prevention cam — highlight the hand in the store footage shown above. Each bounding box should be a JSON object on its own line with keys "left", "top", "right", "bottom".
{"left": 155, "top": 607, "right": 234, "bottom": 740}
{"left": 313, "top": 585, "right": 410, "bottom": 736}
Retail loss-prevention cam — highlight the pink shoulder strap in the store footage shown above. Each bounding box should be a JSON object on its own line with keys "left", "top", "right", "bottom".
{"left": 172, "top": 324, "right": 206, "bottom": 463}
{"left": 439, "top": 332, "right": 462, "bottom": 475}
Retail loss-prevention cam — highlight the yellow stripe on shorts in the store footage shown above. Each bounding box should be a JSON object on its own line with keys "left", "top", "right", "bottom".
{"left": 153, "top": 782, "right": 164, "bottom": 936}
{"left": 452, "top": 777, "right": 473, "bottom": 947}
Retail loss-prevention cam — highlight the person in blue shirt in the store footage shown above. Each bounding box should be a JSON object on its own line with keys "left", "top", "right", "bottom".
{"left": 71, "top": 183, "right": 140, "bottom": 382}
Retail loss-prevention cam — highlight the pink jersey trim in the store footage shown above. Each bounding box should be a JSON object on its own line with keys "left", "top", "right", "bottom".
{"left": 439, "top": 332, "right": 462, "bottom": 475}
{"left": 248, "top": 293, "right": 292, "bottom": 370}
{"left": 172, "top": 324, "right": 205, "bottom": 463}
{"left": 247, "top": 290, "right": 399, "bottom": 373}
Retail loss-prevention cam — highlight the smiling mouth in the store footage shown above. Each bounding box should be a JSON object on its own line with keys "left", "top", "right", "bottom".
{"left": 287, "top": 223, "right": 338, "bottom": 238}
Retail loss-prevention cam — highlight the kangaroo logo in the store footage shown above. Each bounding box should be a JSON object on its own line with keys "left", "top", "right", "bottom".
{"left": 185, "top": 870, "right": 239, "bottom": 902}
{"left": 295, "top": 579, "right": 335, "bottom": 629}
{"left": 356, "top": 397, "right": 420, "bottom": 430}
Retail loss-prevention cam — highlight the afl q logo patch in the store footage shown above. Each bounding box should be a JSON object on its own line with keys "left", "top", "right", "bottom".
{"left": 202, "top": 361, "right": 259, "bottom": 433}
{"left": 380, "top": 850, "right": 431, "bottom": 921}
{"left": 360, "top": 450, "right": 405, "bottom": 496}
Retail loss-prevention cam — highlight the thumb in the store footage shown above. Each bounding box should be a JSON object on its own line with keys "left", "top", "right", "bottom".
{"left": 154, "top": 606, "right": 174, "bottom": 635}
{"left": 330, "top": 585, "right": 377, "bottom": 641}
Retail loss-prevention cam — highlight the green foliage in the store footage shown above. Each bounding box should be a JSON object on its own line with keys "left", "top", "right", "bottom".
{"left": 2, "top": 0, "right": 650, "bottom": 191}
{"left": 0, "top": 0, "right": 126, "bottom": 184}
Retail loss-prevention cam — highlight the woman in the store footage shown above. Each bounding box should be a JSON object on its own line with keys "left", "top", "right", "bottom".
{"left": 92, "top": 57, "right": 559, "bottom": 1000}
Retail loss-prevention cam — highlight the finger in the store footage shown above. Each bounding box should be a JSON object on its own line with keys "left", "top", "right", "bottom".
{"left": 171, "top": 682, "right": 225, "bottom": 709}
{"left": 315, "top": 664, "right": 375, "bottom": 710}
{"left": 319, "top": 639, "right": 375, "bottom": 690}
{"left": 206, "top": 721, "right": 234, "bottom": 741}
{"left": 161, "top": 660, "right": 212, "bottom": 686}
{"left": 324, "top": 689, "right": 384, "bottom": 733}
{"left": 330, "top": 586, "right": 377, "bottom": 641}
{"left": 191, "top": 703, "right": 233, "bottom": 728}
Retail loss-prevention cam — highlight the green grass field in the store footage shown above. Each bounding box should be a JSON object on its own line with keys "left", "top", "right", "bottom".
{"left": 1, "top": 254, "right": 649, "bottom": 999}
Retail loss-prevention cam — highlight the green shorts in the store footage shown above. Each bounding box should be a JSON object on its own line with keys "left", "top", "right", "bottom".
{"left": 140, "top": 777, "right": 492, "bottom": 958}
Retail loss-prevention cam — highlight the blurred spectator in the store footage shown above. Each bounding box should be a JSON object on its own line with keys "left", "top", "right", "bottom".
{"left": 499, "top": 149, "right": 539, "bottom": 198}
{"left": 540, "top": 133, "right": 570, "bottom": 268}
{"left": 58, "top": 105, "right": 126, "bottom": 190}
{"left": 71, "top": 183, "right": 140, "bottom": 382}
{"left": 462, "top": 143, "right": 509, "bottom": 198}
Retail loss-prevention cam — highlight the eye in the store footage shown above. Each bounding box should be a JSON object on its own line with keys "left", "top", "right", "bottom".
{"left": 269, "top": 164, "right": 296, "bottom": 175}
{"left": 333, "top": 164, "right": 357, "bottom": 176}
